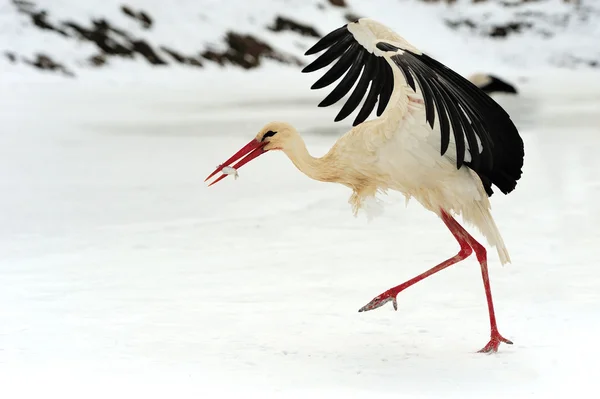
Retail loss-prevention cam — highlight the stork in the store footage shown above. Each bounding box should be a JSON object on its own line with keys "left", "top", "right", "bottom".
{"left": 468, "top": 73, "right": 519, "bottom": 96}
{"left": 205, "top": 18, "right": 524, "bottom": 353}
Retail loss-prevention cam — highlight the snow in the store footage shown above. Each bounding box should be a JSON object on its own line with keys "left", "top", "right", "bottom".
{"left": 1, "top": 0, "right": 599, "bottom": 79}
{"left": 1, "top": 64, "right": 600, "bottom": 398}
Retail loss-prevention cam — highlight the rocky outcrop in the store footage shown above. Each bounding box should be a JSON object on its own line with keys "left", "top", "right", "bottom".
{"left": 4, "top": 0, "right": 598, "bottom": 76}
{"left": 160, "top": 47, "right": 203, "bottom": 67}
{"left": 7, "top": 0, "right": 306, "bottom": 77}
{"left": 268, "top": 16, "right": 320, "bottom": 38}
{"left": 328, "top": 0, "right": 347, "bottom": 7}
{"left": 201, "top": 32, "right": 302, "bottom": 69}
{"left": 120, "top": 5, "right": 153, "bottom": 29}
{"left": 24, "top": 53, "right": 74, "bottom": 77}
{"left": 446, "top": 19, "right": 534, "bottom": 38}
{"left": 443, "top": 0, "right": 596, "bottom": 40}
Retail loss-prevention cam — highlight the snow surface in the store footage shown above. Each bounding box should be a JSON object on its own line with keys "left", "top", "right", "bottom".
{"left": 1, "top": 65, "right": 600, "bottom": 398}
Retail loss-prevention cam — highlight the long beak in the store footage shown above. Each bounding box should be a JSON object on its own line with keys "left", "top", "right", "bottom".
{"left": 205, "top": 139, "right": 267, "bottom": 186}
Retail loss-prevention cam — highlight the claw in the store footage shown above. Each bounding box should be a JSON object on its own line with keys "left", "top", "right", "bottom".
{"left": 478, "top": 333, "right": 513, "bottom": 353}
{"left": 358, "top": 291, "right": 398, "bottom": 312}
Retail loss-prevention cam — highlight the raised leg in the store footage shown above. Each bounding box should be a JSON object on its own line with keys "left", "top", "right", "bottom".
{"left": 358, "top": 211, "right": 472, "bottom": 312}
{"left": 359, "top": 210, "right": 512, "bottom": 353}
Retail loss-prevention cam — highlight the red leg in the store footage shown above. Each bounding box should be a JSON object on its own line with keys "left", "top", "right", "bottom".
{"left": 359, "top": 210, "right": 512, "bottom": 353}
{"left": 358, "top": 211, "right": 472, "bottom": 312}
{"left": 444, "top": 216, "right": 513, "bottom": 353}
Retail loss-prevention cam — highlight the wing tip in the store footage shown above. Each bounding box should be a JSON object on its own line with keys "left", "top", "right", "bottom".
{"left": 303, "top": 25, "right": 349, "bottom": 57}
{"left": 304, "top": 47, "right": 320, "bottom": 56}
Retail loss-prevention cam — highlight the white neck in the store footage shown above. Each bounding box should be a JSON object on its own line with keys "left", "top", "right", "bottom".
{"left": 282, "top": 135, "right": 338, "bottom": 183}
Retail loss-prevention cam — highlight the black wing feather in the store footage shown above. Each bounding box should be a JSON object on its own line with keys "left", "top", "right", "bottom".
{"left": 302, "top": 23, "right": 524, "bottom": 197}
{"left": 394, "top": 60, "right": 415, "bottom": 93}
{"left": 304, "top": 26, "right": 348, "bottom": 55}
{"left": 318, "top": 48, "right": 365, "bottom": 108}
{"left": 406, "top": 63, "right": 436, "bottom": 129}
{"left": 376, "top": 60, "right": 393, "bottom": 117}
{"left": 301, "top": 34, "right": 354, "bottom": 73}
{"left": 436, "top": 82, "right": 467, "bottom": 170}
{"left": 311, "top": 42, "right": 359, "bottom": 89}
{"left": 353, "top": 59, "right": 384, "bottom": 126}
{"left": 419, "top": 72, "right": 451, "bottom": 156}
{"left": 336, "top": 54, "right": 376, "bottom": 122}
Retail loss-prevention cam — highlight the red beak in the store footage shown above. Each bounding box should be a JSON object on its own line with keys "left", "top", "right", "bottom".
{"left": 205, "top": 139, "right": 267, "bottom": 186}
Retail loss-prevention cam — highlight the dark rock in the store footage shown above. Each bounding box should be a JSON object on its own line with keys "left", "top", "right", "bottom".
{"left": 138, "top": 12, "right": 152, "bottom": 29}
{"left": 489, "top": 22, "right": 532, "bottom": 38}
{"left": 202, "top": 32, "right": 302, "bottom": 69}
{"left": 24, "top": 53, "right": 74, "bottom": 76}
{"left": 10, "top": 1, "right": 302, "bottom": 73}
{"left": 5, "top": 51, "right": 17, "bottom": 63}
{"left": 161, "top": 47, "right": 186, "bottom": 63}
{"left": 89, "top": 54, "right": 107, "bottom": 66}
{"left": 227, "top": 32, "right": 297, "bottom": 68}
{"left": 328, "top": 0, "right": 346, "bottom": 7}
{"left": 187, "top": 58, "right": 203, "bottom": 67}
{"left": 160, "top": 46, "right": 203, "bottom": 67}
{"left": 120, "top": 5, "right": 153, "bottom": 29}
{"left": 121, "top": 5, "right": 136, "bottom": 18}
{"left": 63, "top": 21, "right": 133, "bottom": 56}
{"left": 92, "top": 18, "right": 127, "bottom": 37}
{"left": 64, "top": 19, "right": 166, "bottom": 65}
{"left": 268, "top": 16, "right": 320, "bottom": 38}
{"left": 344, "top": 12, "right": 362, "bottom": 23}
{"left": 131, "top": 40, "right": 167, "bottom": 65}
{"left": 559, "top": 55, "right": 600, "bottom": 69}
{"left": 446, "top": 18, "right": 534, "bottom": 39}
{"left": 201, "top": 50, "right": 226, "bottom": 66}
{"left": 445, "top": 19, "right": 477, "bottom": 30}
{"left": 12, "top": 0, "right": 36, "bottom": 14}
{"left": 31, "top": 10, "right": 69, "bottom": 36}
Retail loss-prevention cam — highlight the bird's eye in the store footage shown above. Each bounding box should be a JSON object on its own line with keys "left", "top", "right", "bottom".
{"left": 261, "top": 130, "right": 277, "bottom": 141}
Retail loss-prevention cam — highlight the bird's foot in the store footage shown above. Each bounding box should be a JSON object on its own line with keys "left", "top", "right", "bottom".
{"left": 358, "top": 289, "right": 399, "bottom": 312}
{"left": 478, "top": 332, "right": 513, "bottom": 353}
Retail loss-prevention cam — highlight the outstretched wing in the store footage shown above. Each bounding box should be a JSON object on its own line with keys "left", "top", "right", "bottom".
{"left": 301, "top": 24, "right": 395, "bottom": 128}
{"left": 301, "top": 19, "right": 524, "bottom": 197}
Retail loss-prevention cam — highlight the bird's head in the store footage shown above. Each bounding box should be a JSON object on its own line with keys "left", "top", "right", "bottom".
{"left": 205, "top": 121, "right": 297, "bottom": 186}
{"left": 256, "top": 121, "right": 298, "bottom": 152}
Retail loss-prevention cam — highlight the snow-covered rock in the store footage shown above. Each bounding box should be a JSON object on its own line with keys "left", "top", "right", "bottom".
{"left": 0, "top": 0, "right": 598, "bottom": 79}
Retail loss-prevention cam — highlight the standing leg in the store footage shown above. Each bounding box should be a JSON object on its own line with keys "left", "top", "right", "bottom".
{"left": 443, "top": 215, "right": 513, "bottom": 353}
{"left": 359, "top": 210, "right": 512, "bottom": 353}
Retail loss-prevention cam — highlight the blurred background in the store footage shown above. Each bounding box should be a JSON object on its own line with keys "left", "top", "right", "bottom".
{"left": 2, "top": 1, "right": 600, "bottom": 398}
{"left": 2, "top": 0, "right": 599, "bottom": 80}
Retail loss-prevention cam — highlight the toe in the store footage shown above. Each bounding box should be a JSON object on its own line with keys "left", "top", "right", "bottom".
{"left": 358, "top": 295, "right": 393, "bottom": 312}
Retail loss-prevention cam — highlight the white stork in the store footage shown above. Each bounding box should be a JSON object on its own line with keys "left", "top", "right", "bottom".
{"left": 468, "top": 73, "right": 519, "bottom": 95}
{"left": 205, "top": 18, "right": 524, "bottom": 353}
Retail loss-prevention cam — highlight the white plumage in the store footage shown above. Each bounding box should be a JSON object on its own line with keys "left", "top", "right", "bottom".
{"left": 206, "top": 18, "right": 524, "bottom": 353}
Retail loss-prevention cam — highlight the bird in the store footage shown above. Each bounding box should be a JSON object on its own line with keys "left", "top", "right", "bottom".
{"left": 205, "top": 18, "right": 524, "bottom": 353}
{"left": 468, "top": 73, "right": 519, "bottom": 95}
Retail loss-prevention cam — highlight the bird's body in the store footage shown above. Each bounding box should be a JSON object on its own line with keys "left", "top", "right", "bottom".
{"left": 206, "top": 18, "right": 524, "bottom": 353}
{"left": 277, "top": 81, "right": 510, "bottom": 264}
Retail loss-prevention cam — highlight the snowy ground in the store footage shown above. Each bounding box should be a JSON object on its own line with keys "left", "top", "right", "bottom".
{"left": 1, "top": 68, "right": 600, "bottom": 398}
